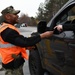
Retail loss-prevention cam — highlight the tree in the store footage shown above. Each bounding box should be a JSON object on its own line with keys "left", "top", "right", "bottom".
{"left": 36, "top": 3, "right": 45, "bottom": 21}
{"left": 19, "top": 13, "right": 37, "bottom": 26}
{"left": 19, "top": 13, "right": 31, "bottom": 25}
{"left": 36, "top": 0, "right": 69, "bottom": 22}
{"left": 30, "top": 17, "right": 37, "bottom": 26}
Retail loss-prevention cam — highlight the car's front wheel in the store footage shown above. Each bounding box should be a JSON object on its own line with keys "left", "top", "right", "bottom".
{"left": 29, "top": 48, "right": 44, "bottom": 75}
{"left": 29, "top": 47, "right": 54, "bottom": 75}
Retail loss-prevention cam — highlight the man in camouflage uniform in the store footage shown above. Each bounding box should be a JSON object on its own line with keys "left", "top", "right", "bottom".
{"left": 0, "top": 6, "right": 53, "bottom": 75}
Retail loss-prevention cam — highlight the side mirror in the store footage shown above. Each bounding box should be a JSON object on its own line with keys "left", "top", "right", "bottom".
{"left": 37, "top": 20, "right": 47, "bottom": 33}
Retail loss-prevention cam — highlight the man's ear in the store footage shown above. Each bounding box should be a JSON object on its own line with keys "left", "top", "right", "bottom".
{"left": 4, "top": 13, "right": 11, "bottom": 20}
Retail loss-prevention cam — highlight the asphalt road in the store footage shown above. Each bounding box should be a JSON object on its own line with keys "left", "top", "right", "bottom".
{"left": 0, "top": 26, "right": 37, "bottom": 75}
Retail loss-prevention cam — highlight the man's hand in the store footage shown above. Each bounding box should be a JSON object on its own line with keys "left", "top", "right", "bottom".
{"left": 40, "top": 31, "right": 53, "bottom": 39}
{"left": 54, "top": 25, "right": 63, "bottom": 32}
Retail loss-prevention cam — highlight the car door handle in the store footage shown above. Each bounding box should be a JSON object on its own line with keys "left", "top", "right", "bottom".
{"left": 68, "top": 43, "right": 75, "bottom": 48}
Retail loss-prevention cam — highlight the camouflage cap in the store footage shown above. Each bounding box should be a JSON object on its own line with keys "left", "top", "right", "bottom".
{"left": 1, "top": 6, "right": 20, "bottom": 15}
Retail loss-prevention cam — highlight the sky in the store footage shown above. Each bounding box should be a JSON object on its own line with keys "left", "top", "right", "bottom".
{"left": 0, "top": 0, "right": 45, "bottom": 17}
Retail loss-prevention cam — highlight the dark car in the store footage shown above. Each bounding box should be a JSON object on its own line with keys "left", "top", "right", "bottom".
{"left": 29, "top": 0, "right": 75, "bottom": 75}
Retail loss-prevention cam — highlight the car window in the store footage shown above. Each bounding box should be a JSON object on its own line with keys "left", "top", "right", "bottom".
{"left": 54, "top": 6, "right": 75, "bottom": 39}
{"left": 56, "top": 6, "right": 75, "bottom": 25}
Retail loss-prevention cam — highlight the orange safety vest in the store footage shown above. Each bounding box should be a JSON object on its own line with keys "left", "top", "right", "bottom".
{"left": 0, "top": 23, "right": 28, "bottom": 64}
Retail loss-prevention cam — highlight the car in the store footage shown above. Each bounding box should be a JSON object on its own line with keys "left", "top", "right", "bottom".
{"left": 15, "top": 23, "right": 28, "bottom": 28}
{"left": 20, "top": 23, "right": 28, "bottom": 27}
{"left": 29, "top": 0, "right": 75, "bottom": 75}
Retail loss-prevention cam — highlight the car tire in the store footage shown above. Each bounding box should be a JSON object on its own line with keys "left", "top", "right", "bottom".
{"left": 29, "top": 48, "right": 54, "bottom": 75}
{"left": 29, "top": 48, "right": 45, "bottom": 75}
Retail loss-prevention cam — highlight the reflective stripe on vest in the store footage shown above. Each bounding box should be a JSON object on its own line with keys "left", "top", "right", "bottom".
{"left": 0, "top": 43, "right": 15, "bottom": 48}
{"left": 0, "top": 25, "right": 9, "bottom": 33}
{"left": 0, "top": 25, "right": 8, "bottom": 29}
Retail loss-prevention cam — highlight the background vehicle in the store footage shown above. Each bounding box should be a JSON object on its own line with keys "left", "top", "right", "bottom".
{"left": 20, "top": 23, "right": 28, "bottom": 27}
{"left": 15, "top": 23, "right": 28, "bottom": 28}
{"left": 29, "top": 0, "right": 75, "bottom": 75}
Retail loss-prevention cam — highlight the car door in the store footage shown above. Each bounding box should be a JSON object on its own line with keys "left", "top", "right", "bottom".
{"left": 49, "top": 4, "right": 75, "bottom": 75}
{"left": 50, "top": 31, "right": 75, "bottom": 74}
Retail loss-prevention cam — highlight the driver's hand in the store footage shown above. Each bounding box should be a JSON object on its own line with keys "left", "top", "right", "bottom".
{"left": 54, "top": 25, "right": 63, "bottom": 32}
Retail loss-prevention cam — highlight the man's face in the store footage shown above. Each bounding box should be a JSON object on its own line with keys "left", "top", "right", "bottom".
{"left": 4, "top": 13, "right": 19, "bottom": 24}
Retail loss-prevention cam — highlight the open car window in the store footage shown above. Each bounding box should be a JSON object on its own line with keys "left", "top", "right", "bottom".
{"left": 54, "top": 6, "right": 75, "bottom": 39}
{"left": 56, "top": 6, "right": 75, "bottom": 25}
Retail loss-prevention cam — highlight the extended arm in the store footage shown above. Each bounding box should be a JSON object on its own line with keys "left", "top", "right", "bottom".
{"left": 1, "top": 28, "right": 53, "bottom": 47}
